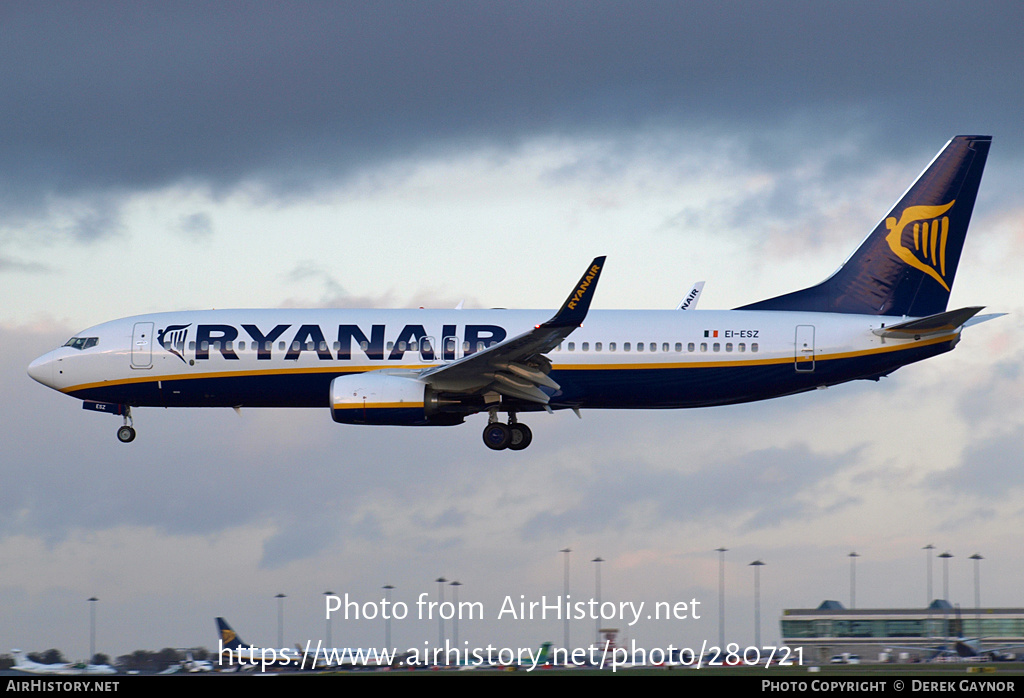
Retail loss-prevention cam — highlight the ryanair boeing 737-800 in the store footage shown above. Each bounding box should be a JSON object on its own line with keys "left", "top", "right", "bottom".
{"left": 29, "top": 136, "right": 998, "bottom": 450}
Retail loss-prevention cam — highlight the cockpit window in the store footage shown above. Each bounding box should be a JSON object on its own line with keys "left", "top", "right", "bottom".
{"left": 64, "top": 337, "right": 99, "bottom": 350}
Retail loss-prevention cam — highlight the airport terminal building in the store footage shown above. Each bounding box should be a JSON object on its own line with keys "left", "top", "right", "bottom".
{"left": 781, "top": 600, "right": 1024, "bottom": 662}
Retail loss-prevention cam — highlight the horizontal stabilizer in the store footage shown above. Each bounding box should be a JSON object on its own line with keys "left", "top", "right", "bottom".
{"left": 964, "top": 312, "right": 1007, "bottom": 328}
{"left": 872, "top": 306, "right": 984, "bottom": 338}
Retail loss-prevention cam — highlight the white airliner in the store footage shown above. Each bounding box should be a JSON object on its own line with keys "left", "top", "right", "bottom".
{"left": 28, "top": 136, "right": 998, "bottom": 451}
{"left": 10, "top": 649, "right": 117, "bottom": 675}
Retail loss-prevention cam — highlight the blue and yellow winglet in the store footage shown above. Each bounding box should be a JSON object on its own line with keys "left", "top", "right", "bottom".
{"left": 542, "top": 256, "right": 606, "bottom": 329}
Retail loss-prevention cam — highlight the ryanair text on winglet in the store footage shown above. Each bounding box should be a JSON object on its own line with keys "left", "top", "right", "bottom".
{"left": 566, "top": 262, "right": 602, "bottom": 311}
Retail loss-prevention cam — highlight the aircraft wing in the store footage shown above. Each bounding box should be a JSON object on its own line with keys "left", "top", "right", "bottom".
{"left": 419, "top": 257, "right": 605, "bottom": 404}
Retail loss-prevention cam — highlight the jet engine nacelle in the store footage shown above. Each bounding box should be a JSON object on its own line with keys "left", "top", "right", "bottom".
{"left": 330, "top": 372, "right": 463, "bottom": 426}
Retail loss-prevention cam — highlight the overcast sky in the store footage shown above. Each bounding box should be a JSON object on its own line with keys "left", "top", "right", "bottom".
{"left": 2, "top": 1, "right": 1023, "bottom": 662}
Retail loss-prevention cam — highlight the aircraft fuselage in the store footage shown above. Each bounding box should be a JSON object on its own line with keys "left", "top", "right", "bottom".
{"left": 29, "top": 307, "right": 955, "bottom": 412}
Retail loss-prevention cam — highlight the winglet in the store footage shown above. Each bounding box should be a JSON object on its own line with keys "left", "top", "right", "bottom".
{"left": 542, "top": 256, "right": 606, "bottom": 328}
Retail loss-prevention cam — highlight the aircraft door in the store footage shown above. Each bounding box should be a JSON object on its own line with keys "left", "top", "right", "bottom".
{"left": 132, "top": 322, "right": 154, "bottom": 369}
{"left": 794, "top": 325, "right": 815, "bottom": 372}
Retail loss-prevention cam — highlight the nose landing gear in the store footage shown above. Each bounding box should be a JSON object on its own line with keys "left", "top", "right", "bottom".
{"left": 116, "top": 407, "right": 136, "bottom": 443}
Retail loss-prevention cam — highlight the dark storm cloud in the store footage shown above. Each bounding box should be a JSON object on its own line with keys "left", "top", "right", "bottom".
{"left": 3, "top": 1, "right": 1022, "bottom": 218}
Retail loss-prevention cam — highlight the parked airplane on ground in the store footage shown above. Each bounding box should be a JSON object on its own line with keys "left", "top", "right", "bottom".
{"left": 10, "top": 649, "right": 117, "bottom": 675}
{"left": 889, "top": 605, "right": 1024, "bottom": 662}
{"left": 28, "top": 136, "right": 998, "bottom": 451}
{"left": 215, "top": 617, "right": 296, "bottom": 670}
{"left": 182, "top": 650, "right": 213, "bottom": 673}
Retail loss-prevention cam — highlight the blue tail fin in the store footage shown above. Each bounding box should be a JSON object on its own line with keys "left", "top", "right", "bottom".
{"left": 216, "top": 617, "right": 244, "bottom": 650}
{"left": 739, "top": 136, "right": 991, "bottom": 317}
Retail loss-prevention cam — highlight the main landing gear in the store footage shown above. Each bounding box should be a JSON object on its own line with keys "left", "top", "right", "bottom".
{"left": 482, "top": 413, "right": 533, "bottom": 451}
{"left": 116, "top": 407, "right": 136, "bottom": 443}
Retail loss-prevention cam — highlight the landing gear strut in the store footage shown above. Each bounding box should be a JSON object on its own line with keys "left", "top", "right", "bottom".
{"left": 482, "top": 412, "right": 533, "bottom": 451}
{"left": 116, "top": 407, "right": 136, "bottom": 443}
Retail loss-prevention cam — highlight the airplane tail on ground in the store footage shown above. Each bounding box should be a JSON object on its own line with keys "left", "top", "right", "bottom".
{"left": 739, "top": 135, "right": 991, "bottom": 317}
{"left": 216, "top": 617, "right": 245, "bottom": 651}
{"left": 10, "top": 649, "right": 33, "bottom": 669}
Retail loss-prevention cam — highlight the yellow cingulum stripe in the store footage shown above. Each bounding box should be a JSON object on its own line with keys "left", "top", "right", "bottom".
{"left": 332, "top": 402, "right": 425, "bottom": 410}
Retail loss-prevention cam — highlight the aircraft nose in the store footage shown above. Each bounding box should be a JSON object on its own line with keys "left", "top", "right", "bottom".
{"left": 27, "top": 352, "right": 56, "bottom": 388}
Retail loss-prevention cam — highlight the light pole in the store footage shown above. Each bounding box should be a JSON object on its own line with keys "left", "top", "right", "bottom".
{"left": 275, "top": 593, "right": 286, "bottom": 648}
{"left": 716, "top": 547, "right": 727, "bottom": 650}
{"left": 938, "top": 552, "right": 953, "bottom": 638}
{"left": 450, "top": 581, "right": 462, "bottom": 648}
{"left": 592, "top": 557, "right": 604, "bottom": 647}
{"left": 848, "top": 552, "right": 860, "bottom": 609}
{"left": 749, "top": 561, "right": 765, "bottom": 648}
{"left": 324, "top": 591, "right": 334, "bottom": 648}
{"left": 969, "top": 553, "right": 983, "bottom": 628}
{"left": 560, "top": 548, "right": 571, "bottom": 652}
{"left": 383, "top": 585, "right": 395, "bottom": 648}
{"left": 938, "top": 552, "right": 953, "bottom": 601}
{"left": 88, "top": 597, "right": 98, "bottom": 663}
{"left": 923, "top": 544, "right": 935, "bottom": 605}
{"left": 435, "top": 577, "right": 447, "bottom": 649}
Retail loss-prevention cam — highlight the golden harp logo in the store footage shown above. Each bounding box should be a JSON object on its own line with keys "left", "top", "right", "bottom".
{"left": 885, "top": 200, "right": 956, "bottom": 291}
{"left": 221, "top": 628, "right": 236, "bottom": 643}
